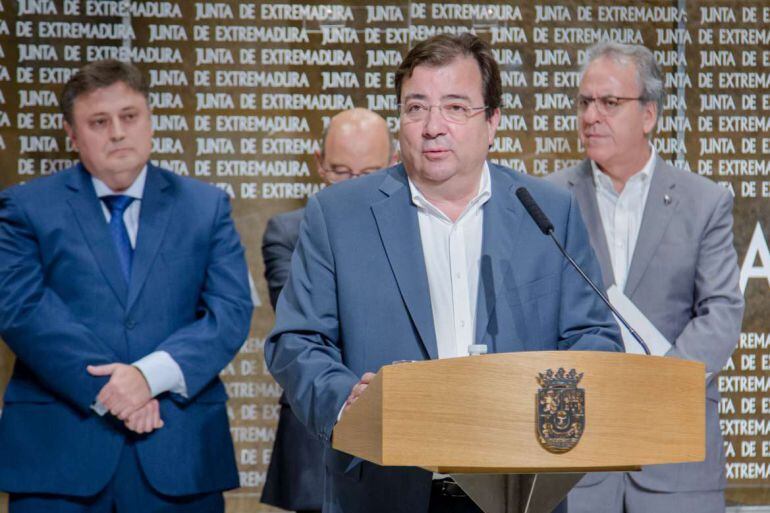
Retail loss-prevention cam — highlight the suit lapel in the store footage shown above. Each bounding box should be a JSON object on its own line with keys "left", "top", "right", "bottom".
{"left": 371, "top": 167, "right": 438, "bottom": 360}
{"left": 66, "top": 165, "right": 128, "bottom": 307}
{"left": 624, "top": 157, "right": 678, "bottom": 297}
{"left": 569, "top": 161, "right": 615, "bottom": 288}
{"left": 126, "top": 165, "right": 174, "bottom": 312}
{"left": 475, "top": 167, "right": 525, "bottom": 350}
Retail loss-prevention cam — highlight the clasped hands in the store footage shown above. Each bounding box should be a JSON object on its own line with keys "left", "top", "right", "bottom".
{"left": 87, "top": 363, "right": 163, "bottom": 435}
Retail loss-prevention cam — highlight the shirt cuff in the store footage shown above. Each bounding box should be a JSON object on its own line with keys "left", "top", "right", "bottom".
{"left": 133, "top": 351, "right": 188, "bottom": 398}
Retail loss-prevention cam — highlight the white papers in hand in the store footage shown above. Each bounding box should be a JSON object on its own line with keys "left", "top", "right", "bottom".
{"left": 606, "top": 285, "right": 672, "bottom": 356}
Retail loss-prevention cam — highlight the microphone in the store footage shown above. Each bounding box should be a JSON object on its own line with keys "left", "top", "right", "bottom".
{"left": 516, "top": 187, "right": 554, "bottom": 235}
{"left": 515, "top": 187, "right": 651, "bottom": 355}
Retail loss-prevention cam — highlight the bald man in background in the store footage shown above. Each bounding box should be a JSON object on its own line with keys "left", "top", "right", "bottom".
{"left": 260, "top": 108, "right": 396, "bottom": 513}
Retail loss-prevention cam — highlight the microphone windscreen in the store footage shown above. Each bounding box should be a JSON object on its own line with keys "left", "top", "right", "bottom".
{"left": 515, "top": 187, "right": 555, "bottom": 235}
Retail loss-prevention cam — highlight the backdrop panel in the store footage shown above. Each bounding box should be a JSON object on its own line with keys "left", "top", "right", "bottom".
{"left": 0, "top": 1, "right": 768, "bottom": 511}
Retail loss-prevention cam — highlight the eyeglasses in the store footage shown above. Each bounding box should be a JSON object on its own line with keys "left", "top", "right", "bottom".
{"left": 319, "top": 164, "right": 381, "bottom": 180}
{"left": 398, "top": 101, "right": 487, "bottom": 124}
{"left": 575, "top": 95, "right": 645, "bottom": 116}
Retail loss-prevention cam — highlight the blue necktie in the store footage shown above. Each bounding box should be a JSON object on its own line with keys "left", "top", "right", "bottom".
{"left": 102, "top": 195, "right": 135, "bottom": 283}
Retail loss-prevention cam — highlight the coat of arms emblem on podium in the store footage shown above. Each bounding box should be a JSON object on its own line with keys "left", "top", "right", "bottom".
{"left": 536, "top": 368, "right": 585, "bottom": 453}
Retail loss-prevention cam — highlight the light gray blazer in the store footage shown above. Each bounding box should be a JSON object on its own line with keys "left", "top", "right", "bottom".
{"left": 547, "top": 157, "right": 744, "bottom": 493}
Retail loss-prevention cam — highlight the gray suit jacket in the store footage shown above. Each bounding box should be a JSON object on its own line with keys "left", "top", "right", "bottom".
{"left": 547, "top": 157, "right": 744, "bottom": 493}
{"left": 262, "top": 208, "right": 304, "bottom": 310}
{"left": 260, "top": 206, "right": 324, "bottom": 511}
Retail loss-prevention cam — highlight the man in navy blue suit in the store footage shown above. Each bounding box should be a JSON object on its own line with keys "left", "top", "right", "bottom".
{"left": 266, "top": 34, "right": 622, "bottom": 513}
{"left": 0, "top": 60, "right": 253, "bottom": 512}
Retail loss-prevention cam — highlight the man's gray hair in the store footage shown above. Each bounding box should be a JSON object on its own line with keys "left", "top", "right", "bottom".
{"left": 582, "top": 41, "right": 665, "bottom": 122}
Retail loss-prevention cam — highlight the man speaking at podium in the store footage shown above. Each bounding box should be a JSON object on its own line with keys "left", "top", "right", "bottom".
{"left": 0, "top": 61, "right": 253, "bottom": 512}
{"left": 266, "top": 33, "right": 622, "bottom": 513}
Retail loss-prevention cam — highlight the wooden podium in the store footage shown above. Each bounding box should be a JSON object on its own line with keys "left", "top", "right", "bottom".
{"left": 333, "top": 351, "right": 705, "bottom": 513}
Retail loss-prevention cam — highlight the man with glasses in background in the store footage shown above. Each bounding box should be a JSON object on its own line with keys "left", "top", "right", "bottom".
{"left": 261, "top": 107, "right": 395, "bottom": 513}
{"left": 548, "top": 41, "right": 743, "bottom": 513}
{"left": 265, "top": 33, "right": 622, "bottom": 513}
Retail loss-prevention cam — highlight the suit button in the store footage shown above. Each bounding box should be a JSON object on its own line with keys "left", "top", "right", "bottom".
{"left": 125, "top": 319, "right": 137, "bottom": 330}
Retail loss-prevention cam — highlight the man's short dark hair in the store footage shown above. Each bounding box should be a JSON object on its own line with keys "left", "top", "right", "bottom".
{"left": 60, "top": 60, "right": 149, "bottom": 124}
{"left": 395, "top": 33, "right": 502, "bottom": 119}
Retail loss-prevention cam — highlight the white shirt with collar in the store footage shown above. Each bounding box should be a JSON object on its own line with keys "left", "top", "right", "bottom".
{"left": 91, "top": 166, "right": 188, "bottom": 404}
{"left": 408, "top": 162, "right": 491, "bottom": 359}
{"left": 336, "top": 164, "right": 491, "bottom": 431}
{"left": 591, "top": 145, "right": 657, "bottom": 291}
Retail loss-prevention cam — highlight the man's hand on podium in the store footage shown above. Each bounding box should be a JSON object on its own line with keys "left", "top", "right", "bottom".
{"left": 344, "top": 372, "right": 376, "bottom": 411}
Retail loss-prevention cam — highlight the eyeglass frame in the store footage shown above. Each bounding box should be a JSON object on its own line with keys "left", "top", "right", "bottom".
{"left": 317, "top": 163, "right": 382, "bottom": 180}
{"left": 575, "top": 95, "right": 647, "bottom": 116}
{"left": 397, "top": 100, "right": 489, "bottom": 124}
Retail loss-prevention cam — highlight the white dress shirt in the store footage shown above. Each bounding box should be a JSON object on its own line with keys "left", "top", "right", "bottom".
{"left": 91, "top": 167, "right": 188, "bottom": 400}
{"left": 591, "top": 145, "right": 656, "bottom": 291}
{"left": 408, "top": 163, "right": 491, "bottom": 359}
{"left": 336, "top": 165, "right": 491, "bottom": 429}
